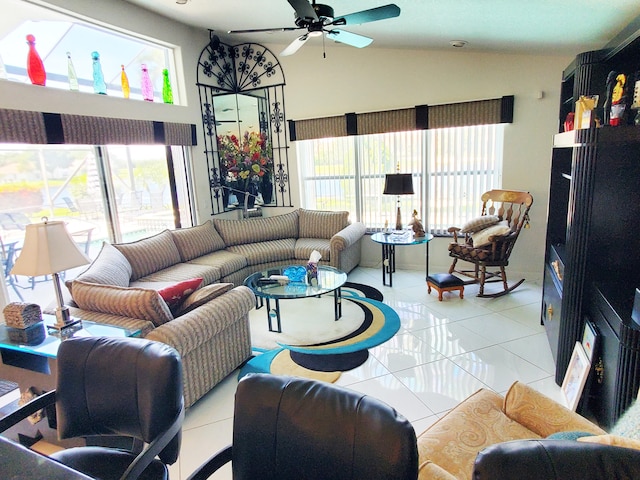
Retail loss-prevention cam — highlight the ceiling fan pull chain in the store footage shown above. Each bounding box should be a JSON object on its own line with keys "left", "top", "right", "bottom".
{"left": 323, "top": 32, "right": 326, "bottom": 58}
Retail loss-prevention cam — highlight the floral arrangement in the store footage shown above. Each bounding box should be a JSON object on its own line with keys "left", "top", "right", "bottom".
{"left": 218, "top": 131, "right": 273, "bottom": 189}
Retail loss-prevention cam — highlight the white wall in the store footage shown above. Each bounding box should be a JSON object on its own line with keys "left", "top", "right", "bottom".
{"left": 1, "top": 0, "right": 576, "bottom": 294}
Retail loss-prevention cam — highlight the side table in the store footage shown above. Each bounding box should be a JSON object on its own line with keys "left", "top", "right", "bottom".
{"left": 371, "top": 232, "right": 434, "bottom": 287}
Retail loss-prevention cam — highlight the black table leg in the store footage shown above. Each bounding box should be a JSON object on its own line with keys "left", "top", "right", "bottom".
{"left": 381, "top": 244, "right": 396, "bottom": 287}
{"left": 334, "top": 287, "right": 342, "bottom": 320}
{"left": 265, "top": 297, "right": 282, "bottom": 333}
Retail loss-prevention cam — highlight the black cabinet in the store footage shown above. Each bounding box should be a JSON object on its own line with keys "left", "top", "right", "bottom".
{"left": 541, "top": 16, "right": 640, "bottom": 419}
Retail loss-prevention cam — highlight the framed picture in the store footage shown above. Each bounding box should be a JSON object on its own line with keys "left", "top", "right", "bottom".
{"left": 581, "top": 320, "right": 598, "bottom": 363}
{"left": 562, "top": 342, "right": 591, "bottom": 411}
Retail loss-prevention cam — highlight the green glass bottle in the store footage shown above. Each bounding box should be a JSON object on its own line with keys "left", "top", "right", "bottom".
{"left": 162, "top": 68, "right": 173, "bottom": 104}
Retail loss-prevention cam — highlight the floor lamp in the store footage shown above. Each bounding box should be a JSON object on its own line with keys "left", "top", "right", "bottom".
{"left": 11, "top": 218, "right": 90, "bottom": 330}
{"left": 383, "top": 173, "right": 414, "bottom": 230}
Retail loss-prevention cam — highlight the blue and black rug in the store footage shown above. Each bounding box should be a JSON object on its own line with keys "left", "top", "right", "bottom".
{"left": 239, "top": 282, "right": 400, "bottom": 382}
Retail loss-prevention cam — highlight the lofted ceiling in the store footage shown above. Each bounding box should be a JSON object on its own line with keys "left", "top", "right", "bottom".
{"left": 124, "top": 0, "right": 640, "bottom": 56}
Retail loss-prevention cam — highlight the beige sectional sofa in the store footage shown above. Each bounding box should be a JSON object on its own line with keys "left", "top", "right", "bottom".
{"left": 64, "top": 208, "right": 366, "bottom": 407}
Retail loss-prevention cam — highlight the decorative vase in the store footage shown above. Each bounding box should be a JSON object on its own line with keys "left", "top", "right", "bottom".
{"left": 26, "top": 34, "right": 46, "bottom": 86}
{"left": 141, "top": 64, "right": 154, "bottom": 102}
{"left": 66, "top": 52, "right": 78, "bottom": 91}
{"left": 121, "top": 65, "right": 130, "bottom": 99}
{"left": 162, "top": 68, "right": 173, "bottom": 104}
{"left": 91, "top": 51, "right": 107, "bottom": 94}
{"left": 260, "top": 177, "right": 273, "bottom": 204}
{"left": 247, "top": 181, "right": 259, "bottom": 209}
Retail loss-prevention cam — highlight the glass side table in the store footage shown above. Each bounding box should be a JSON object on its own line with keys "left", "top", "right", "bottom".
{"left": 371, "top": 231, "right": 434, "bottom": 287}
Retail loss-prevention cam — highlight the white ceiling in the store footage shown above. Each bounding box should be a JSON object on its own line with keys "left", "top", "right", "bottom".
{"left": 124, "top": 0, "right": 640, "bottom": 56}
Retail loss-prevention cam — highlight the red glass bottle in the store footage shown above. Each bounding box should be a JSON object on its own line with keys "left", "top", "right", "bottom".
{"left": 26, "top": 34, "right": 46, "bottom": 86}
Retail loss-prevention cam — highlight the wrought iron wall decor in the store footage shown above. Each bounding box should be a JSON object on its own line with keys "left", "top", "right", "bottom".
{"left": 197, "top": 33, "right": 291, "bottom": 215}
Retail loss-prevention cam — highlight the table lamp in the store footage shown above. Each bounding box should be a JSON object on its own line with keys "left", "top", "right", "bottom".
{"left": 11, "top": 218, "right": 90, "bottom": 330}
{"left": 383, "top": 173, "right": 414, "bottom": 230}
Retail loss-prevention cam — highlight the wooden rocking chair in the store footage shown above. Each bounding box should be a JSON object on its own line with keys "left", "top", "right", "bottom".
{"left": 448, "top": 189, "right": 533, "bottom": 298}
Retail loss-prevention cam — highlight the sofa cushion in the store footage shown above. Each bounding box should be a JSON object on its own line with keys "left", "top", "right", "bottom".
{"left": 417, "top": 388, "right": 540, "bottom": 480}
{"left": 299, "top": 208, "right": 349, "bottom": 239}
{"left": 135, "top": 262, "right": 222, "bottom": 286}
{"left": 175, "top": 283, "right": 234, "bottom": 316}
{"left": 471, "top": 222, "right": 511, "bottom": 247}
{"left": 71, "top": 281, "right": 173, "bottom": 327}
{"left": 67, "top": 242, "right": 131, "bottom": 295}
{"left": 171, "top": 221, "right": 226, "bottom": 262}
{"left": 294, "top": 238, "right": 331, "bottom": 263}
{"left": 213, "top": 210, "right": 299, "bottom": 246}
{"left": 187, "top": 250, "right": 248, "bottom": 278}
{"left": 114, "top": 230, "right": 181, "bottom": 281}
{"left": 158, "top": 278, "right": 203, "bottom": 314}
{"left": 226, "top": 238, "right": 296, "bottom": 266}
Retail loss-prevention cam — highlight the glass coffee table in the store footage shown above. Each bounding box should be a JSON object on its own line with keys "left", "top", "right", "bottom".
{"left": 244, "top": 265, "right": 348, "bottom": 333}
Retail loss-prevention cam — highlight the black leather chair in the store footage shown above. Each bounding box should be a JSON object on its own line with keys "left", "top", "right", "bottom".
{"left": 473, "top": 439, "right": 640, "bottom": 480}
{"left": 0, "top": 336, "right": 184, "bottom": 480}
{"left": 187, "top": 373, "right": 418, "bottom": 480}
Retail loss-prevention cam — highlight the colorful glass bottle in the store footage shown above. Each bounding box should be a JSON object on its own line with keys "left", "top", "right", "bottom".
{"left": 0, "top": 53, "right": 7, "bottom": 80}
{"left": 120, "top": 65, "right": 130, "bottom": 99}
{"left": 141, "top": 64, "right": 154, "bottom": 102}
{"left": 91, "top": 51, "right": 107, "bottom": 95}
{"left": 162, "top": 68, "right": 173, "bottom": 104}
{"left": 26, "top": 34, "right": 46, "bottom": 86}
{"left": 67, "top": 52, "right": 79, "bottom": 91}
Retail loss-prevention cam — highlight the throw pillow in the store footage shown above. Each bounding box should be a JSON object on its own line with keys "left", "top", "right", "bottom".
{"left": 578, "top": 434, "right": 640, "bottom": 451}
{"left": 460, "top": 215, "right": 500, "bottom": 233}
{"left": 175, "top": 283, "right": 234, "bottom": 316}
{"left": 67, "top": 242, "right": 132, "bottom": 295}
{"left": 611, "top": 400, "right": 640, "bottom": 440}
{"left": 547, "top": 431, "right": 595, "bottom": 441}
{"left": 471, "top": 222, "right": 511, "bottom": 247}
{"left": 158, "top": 277, "right": 203, "bottom": 313}
{"left": 113, "top": 230, "right": 181, "bottom": 281}
{"left": 170, "top": 221, "right": 226, "bottom": 261}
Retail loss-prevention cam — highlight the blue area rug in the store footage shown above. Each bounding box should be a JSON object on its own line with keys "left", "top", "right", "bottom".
{"left": 239, "top": 282, "right": 400, "bottom": 382}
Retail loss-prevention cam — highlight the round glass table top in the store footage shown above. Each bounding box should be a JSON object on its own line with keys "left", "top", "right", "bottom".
{"left": 244, "top": 265, "right": 347, "bottom": 300}
{"left": 371, "top": 231, "right": 434, "bottom": 245}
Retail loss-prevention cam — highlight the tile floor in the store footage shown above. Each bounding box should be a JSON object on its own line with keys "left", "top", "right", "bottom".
{"left": 169, "top": 266, "right": 561, "bottom": 479}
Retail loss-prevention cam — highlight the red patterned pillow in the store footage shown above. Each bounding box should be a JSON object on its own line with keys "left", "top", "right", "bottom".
{"left": 158, "top": 278, "right": 203, "bottom": 313}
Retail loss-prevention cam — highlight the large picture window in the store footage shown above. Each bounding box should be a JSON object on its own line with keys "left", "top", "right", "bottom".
{"left": 297, "top": 124, "right": 504, "bottom": 233}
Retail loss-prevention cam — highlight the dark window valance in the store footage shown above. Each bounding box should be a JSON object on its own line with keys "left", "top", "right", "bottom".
{"left": 0, "top": 108, "right": 197, "bottom": 146}
{"left": 288, "top": 96, "right": 514, "bottom": 141}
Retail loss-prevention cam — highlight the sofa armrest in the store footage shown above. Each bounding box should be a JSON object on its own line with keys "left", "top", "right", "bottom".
{"left": 503, "top": 381, "right": 606, "bottom": 437}
{"left": 330, "top": 222, "right": 366, "bottom": 251}
{"left": 473, "top": 439, "right": 640, "bottom": 480}
{"left": 146, "top": 286, "right": 255, "bottom": 354}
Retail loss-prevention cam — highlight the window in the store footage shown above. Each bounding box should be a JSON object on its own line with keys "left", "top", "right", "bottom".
{"left": 0, "top": 143, "right": 193, "bottom": 305}
{"left": 0, "top": 0, "right": 179, "bottom": 103}
{"left": 297, "top": 124, "right": 504, "bottom": 233}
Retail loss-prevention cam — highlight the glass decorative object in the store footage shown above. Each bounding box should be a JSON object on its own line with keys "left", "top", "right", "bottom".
{"left": 141, "top": 64, "right": 154, "bottom": 102}
{"left": 26, "top": 34, "right": 46, "bottom": 86}
{"left": 162, "top": 68, "right": 173, "bottom": 104}
{"left": 91, "top": 51, "right": 107, "bottom": 95}
{"left": 120, "top": 65, "right": 130, "bottom": 99}
{"left": 0, "top": 53, "right": 7, "bottom": 79}
{"left": 66, "top": 52, "right": 79, "bottom": 91}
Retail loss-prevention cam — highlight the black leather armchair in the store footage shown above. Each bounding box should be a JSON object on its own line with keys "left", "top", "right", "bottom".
{"left": 0, "top": 336, "right": 184, "bottom": 480}
{"left": 188, "top": 373, "right": 419, "bottom": 480}
{"left": 473, "top": 439, "right": 640, "bottom": 480}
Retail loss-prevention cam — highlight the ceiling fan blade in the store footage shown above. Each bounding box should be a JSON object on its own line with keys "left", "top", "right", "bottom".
{"left": 287, "top": 0, "right": 318, "bottom": 22}
{"left": 280, "top": 34, "right": 310, "bottom": 56}
{"left": 326, "top": 29, "right": 373, "bottom": 49}
{"left": 331, "top": 4, "right": 401, "bottom": 26}
{"left": 228, "top": 26, "right": 301, "bottom": 34}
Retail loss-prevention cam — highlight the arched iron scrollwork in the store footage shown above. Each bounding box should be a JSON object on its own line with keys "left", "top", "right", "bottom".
{"left": 197, "top": 33, "right": 292, "bottom": 215}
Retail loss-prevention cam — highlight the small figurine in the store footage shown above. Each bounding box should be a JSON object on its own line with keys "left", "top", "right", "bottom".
{"left": 603, "top": 70, "right": 617, "bottom": 125}
{"left": 610, "top": 73, "right": 627, "bottom": 126}
{"left": 409, "top": 210, "right": 426, "bottom": 237}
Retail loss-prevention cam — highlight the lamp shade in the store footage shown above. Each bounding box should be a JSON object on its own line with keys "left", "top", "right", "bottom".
{"left": 11, "top": 220, "right": 90, "bottom": 276}
{"left": 383, "top": 174, "right": 414, "bottom": 195}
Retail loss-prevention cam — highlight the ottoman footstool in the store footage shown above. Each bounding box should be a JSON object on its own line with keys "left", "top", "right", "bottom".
{"left": 427, "top": 273, "right": 464, "bottom": 301}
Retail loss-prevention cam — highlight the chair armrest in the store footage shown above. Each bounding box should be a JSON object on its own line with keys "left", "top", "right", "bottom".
{"left": 447, "top": 227, "right": 463, "bottom": 243}
{"left": 330, "top": 222, "right": 366, "bottom": 251}
{"left": 186, "top": 445, "right": 232, "bottom": 480}
{"left": 0, "top": 390, "right": 56, "bottom": 433}
{"left": 503, "top": 381, "right": 606, "bottom": 437}
{"left": 473, "top": 439, "right": 640, "bottom": 480}
{"left": 147, "top": 286, "right": 255, "bottom": 354}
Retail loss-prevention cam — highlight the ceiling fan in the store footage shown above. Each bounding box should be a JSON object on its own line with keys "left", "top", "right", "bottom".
{"left": 228, "top": 0, "right": 401, "bottom": 56}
